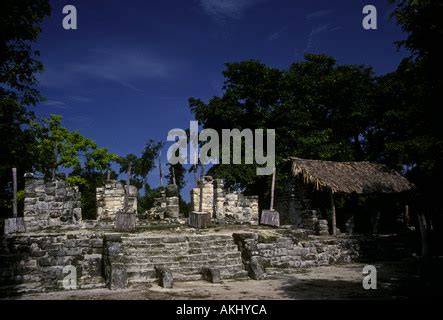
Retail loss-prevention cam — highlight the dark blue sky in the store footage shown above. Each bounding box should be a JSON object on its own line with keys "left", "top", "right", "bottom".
{"left": 35, "top": 0, "right": 407, "bottom": 200}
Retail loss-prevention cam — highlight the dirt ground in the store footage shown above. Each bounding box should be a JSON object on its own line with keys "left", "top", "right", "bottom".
{"left": 9, "top": 261, "right": 421, "bottom": 300}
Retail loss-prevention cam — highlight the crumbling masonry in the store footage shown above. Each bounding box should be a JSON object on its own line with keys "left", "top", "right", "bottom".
{"left": 191, "top": 176, "right": 259, "bottom": 224}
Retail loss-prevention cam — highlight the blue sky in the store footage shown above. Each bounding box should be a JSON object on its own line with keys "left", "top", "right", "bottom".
{"left": 34, "top": 0, "right": 407, "bottom": 200}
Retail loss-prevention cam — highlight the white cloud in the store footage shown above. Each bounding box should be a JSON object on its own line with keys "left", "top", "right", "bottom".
{"left": 268, "top": 26, "right": 288, "bottom": 41}
{"left": 39, "top": 49, "right": 173, "bottom": 92}
{"left": 67, "top": 115, "right": 94, "bottom": 129}
{"left": 306, "top": 9, "right": 334, "bottom": 20}
{"left": 68, "top": 96, "right": 93, "bottom": 103}
{"left": 42, "top": 100, "right": 68, "bottom": 109}
{"left": 304, "top": 23, "right": 331, "bottom": 53}
{"left": 310, "top": 23, "right": 331, "bottom": 36}
{"left": 198, "top": 0, "right": 266, "bottom": 22}
{"left": 73, "top": 50, "right": 171, "bottom": 91}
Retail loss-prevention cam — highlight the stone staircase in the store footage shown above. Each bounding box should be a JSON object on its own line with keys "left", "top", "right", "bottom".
{"left": 118, "top": 234, "right": 248, "bottom": 286}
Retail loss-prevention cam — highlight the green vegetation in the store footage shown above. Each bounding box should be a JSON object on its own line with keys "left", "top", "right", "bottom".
{"left": 189, "top": 1, "right": 443, "bottom": 248}
{"left": 0, "top": 1, "right": 441, "bottom": 251}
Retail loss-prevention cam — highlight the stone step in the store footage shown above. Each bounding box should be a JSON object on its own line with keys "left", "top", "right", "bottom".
{"left": 127, "top": 262, "right": 244, "bottom": 275}
{"left": 122, "top": 240, "right": 237, "bottom": 249}
{"left": 115, "top": 234, "right": 247, "bottom": 285}
{"left": 120, "top": 235, "right": 234, "bottom": 244}
{"left": 123, "top": 251, "right": 242, "bottom": 262}
{"left": 222, "top": 270, "right": 249, "bottom": 280}
{"left": 127, "top": 273, "right": 203, "bottom": 285}
{"left": 127, "top": 257, "right": 243, "bottom": 266}
{"left": 123, "top": 244, "right": 239, "bottom": 255}
{"left": 127, "top": 264, "right": 247, "bottom": 284}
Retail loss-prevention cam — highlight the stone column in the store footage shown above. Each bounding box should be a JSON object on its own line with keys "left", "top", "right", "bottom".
{"left": 191, "top": 176, "right": 214, "bottom": 215}
{"left": 214, "top": 179, "right": 225, "bottom": 219}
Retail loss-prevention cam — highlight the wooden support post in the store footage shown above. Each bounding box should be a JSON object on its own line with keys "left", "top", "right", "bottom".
{"left": 404, "top": 204, "right": 410, "bottom": 226}
{"left": 270, "top": 167, "right": 276, "bottom": 211}
{"left": 172, "top": 166, "right": 177, "bottom": 186}
{"left": 331, "top": 192, "right": 336, "bottom": 235}
{"left": 199, "top": 163, "right": 204, "bottom": 213}
{"left": 158, "top": 151, "right": 164, "bottom": 188}
{"left": 12, "top": 168, "right": 18, "bottom": 218}
{"left": 417, "top": 213, "right": 430, "bottom": 257}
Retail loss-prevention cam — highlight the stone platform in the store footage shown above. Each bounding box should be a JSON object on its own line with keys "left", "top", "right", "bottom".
{"left": 0, "top": 226, "right": 414, "bottom": 297}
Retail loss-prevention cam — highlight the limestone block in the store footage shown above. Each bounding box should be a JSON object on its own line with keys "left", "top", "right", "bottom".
{"left": 201, "top": 267, "right": 221, "bottom": 284}
{"left": 260, "top": 210, "right": 280, "bottom": 227}
{"left": 247, "top": 257, "right": 266, "bottom": 280}
{"left": 36, "top": 202, "right": 48, "bottom": 210}
{"left": 115, "top": 213, "right": 137, "bottom": 232}
{"left": 226, "top": 193, "right": 238, "bottom": 202}
{"left": 155, "top": 267, "right": 173, "bottom": 288}
{"left": 4, "top": 218, "right": 26, "bottom": 234}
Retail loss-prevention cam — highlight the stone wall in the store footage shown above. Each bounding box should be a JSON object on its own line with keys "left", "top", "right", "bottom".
{"left": 223, "top": 193, "right": 259, "bottom": 223}
{"left": 23, "top": 175, "right": 82, "bottom": 231}
{"left": 191, "top": 176, "right": 214, "bottom": 214}
{"left": 275, "top": 178, "right": 313, "bottom": 227}
{"left": 299, "top": 210, "right": 330, "bottom": 235}
{"left": 233, "top": 232, "right": 415, "bottom": 277}
{"left": 233, "top": 233, "right": 355, "bottom": 275}
{"left": 191, "top": 176, "right": 259, "bottom": 224}
{"left": 0, "top": 232, "right": 104, "bottom": 296}
{"left": 147, "top": 185, "right": 180, "bottom": 219}
{"left": 96, "top": 180, "right": 137, "bottom": 221}
{"left": 0, "top": 229, "right": 415, "bottom": 295}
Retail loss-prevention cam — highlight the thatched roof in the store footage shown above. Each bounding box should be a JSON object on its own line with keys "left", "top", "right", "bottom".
{"left": 289, "top": 157, "right": 414, "bottom": 194}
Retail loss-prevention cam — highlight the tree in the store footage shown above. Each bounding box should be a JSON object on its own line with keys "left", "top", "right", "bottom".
{"left": 137, "top": 139, "right": 163, "bottom": 187}
{"left": 32, "top": 114, "right": 97, "bottom": 179}
{"left": 138, "top": 184, "right": 163, "bottom": 213}
{"left": 189, "top": 55, "right": 376, "bottom": 203}
{"left": 387, "top": 0, "right": 443, "bottom": 201}
{"left": 390, "top": 0, "right": 443, "bottom": 76}
{"left": 69, "top": 146, "right": 119, "bottom": 219}
{"left": 29, "top": 115, "right": 118, "bottom": 219}
{"left": 85, "top": 147, "right": 120, "bottom": 180}
{"left": 0, "top": 0, "right": 51, "bottom": 217}
{"left": 119, "top": 154, "right": 139, "bottom": 187}
{"left": 166, "top": 163, "right": 186, "bottom": 193}
{"left": 381, "top": 1, "right": 443, "bottom": 260}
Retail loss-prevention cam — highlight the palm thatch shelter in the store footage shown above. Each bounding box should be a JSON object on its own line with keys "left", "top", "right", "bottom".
{"left": 276, "top": 158, "right": 415, "bottom": 235}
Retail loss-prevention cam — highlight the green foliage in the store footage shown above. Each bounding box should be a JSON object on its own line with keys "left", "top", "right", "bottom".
{"left": 119, "top": 140, "right": 163, "bottom": 189}
{"left": 390, "top": 0, "right": 443, "bottom": 66}
{"left": 66, "top": 175, "right": 88, "bottom": 187}
{"left": 138, "top": 185, "right": 163, "bottom": 213}
{"left": 0, "top": 0, "right": 51, "bottom": 217}
{"left": 0, "top": 0, "right": 51, "bottom": 106}
{"left": 382, "top": 1, "right": 443, "bottom": 212}
{"left": 138, "top": 140, "right": 163, "bottom": 182}
{"left": 86, "top": 147, "right": 120, "bottom": 173}
{"left": 31, "top": 114, "right": 97, "bottom": 178}
{"left": 166, "top": 163, "right": 186, "bottom": 192}
{"left": 189, "top": 54, "right": 377, "bottom": 198}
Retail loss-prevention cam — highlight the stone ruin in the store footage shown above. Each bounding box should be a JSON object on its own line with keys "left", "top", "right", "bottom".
{"left": 191, "top": 176, "right": 259, "bottom": 224}
{"left": 23, "top": 173, "right": 82, "bottom": 231}
{"left": 146, "top": 185, "right": 180, "bottom": 220}
{"left": 275, "top": 178, "right": 330, "bottom": 235}
{"left": 18, "top": 173, "right": 260, "bottom": 231}
{"left": 0, "top": 173, "right": 412, "bottom": 296}
{"left": 96, "top": 181, "right": 137, "bottom": 221}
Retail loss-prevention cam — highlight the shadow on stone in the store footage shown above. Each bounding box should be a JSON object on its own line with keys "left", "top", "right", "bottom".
{"left": 201, "top": 267, "right": 221, "bottom": 284}
{"left": 155, "top": 266, "right": 173, "bottom": 288}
